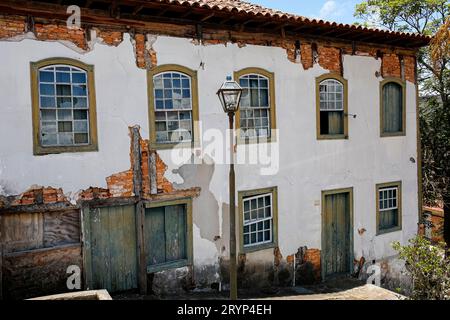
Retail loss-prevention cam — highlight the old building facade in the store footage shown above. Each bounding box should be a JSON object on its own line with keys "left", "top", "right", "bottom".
{"left": 0, "top": 0, "right": 429, "bottom": 298}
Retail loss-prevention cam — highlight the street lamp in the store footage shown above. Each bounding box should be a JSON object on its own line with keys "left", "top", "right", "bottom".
{"left": 217, "top": 76, "right": 243, "bottom": 300}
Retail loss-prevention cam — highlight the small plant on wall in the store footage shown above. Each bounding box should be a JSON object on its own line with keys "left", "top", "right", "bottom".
{"left": 393, "top": 236, "right": 450, "bottom": 300}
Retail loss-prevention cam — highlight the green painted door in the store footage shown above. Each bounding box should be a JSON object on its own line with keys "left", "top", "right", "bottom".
{"left": 145, "top": 204, "right": 187, "bottom": 272}
{"left": 85, "top": 205, "right": 138, "bottom": 292}
{"left": 323, "top": 192, "right": 351, "bottom": 278}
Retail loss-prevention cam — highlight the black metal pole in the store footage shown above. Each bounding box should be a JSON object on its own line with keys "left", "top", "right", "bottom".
{"left": 228, "top": 112, "right": 237, "bottom": 300}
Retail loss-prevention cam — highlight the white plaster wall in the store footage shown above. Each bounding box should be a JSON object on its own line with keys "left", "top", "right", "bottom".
{"left": 0, "top": 35, "right": 419, "bottom": 270}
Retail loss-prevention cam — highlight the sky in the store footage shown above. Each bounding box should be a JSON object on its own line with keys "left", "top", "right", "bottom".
{"left": 249, "top": 0, "right": 364, "bottom": 25}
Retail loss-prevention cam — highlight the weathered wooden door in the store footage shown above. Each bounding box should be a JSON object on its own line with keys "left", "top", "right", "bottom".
{"left": 145, "top": 204, "right": 188, "bottom": 272}
{"left": 83, "top": 205, "right": 138, "bottom": 293}
{"left": 322, "top": 189, "right": 353, "bottom": 278}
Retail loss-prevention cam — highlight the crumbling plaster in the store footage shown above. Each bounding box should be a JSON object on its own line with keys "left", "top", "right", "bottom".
{"left": 0, "top": 31, "right": 419, "bottom": 289}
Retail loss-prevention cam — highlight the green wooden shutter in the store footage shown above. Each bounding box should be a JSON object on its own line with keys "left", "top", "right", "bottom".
{"left": 145, "top": 204, "right": 187, "bottom": 269}
{"left": 146, "top": 206, "right": 166, "bottom": 266}
{"left": 383, "top": 83, "right": 403, "bottom": 133}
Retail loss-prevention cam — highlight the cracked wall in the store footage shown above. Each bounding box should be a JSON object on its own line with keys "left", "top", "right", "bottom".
{"left": 0, "top": 14, "right": 420, "bottom": 293}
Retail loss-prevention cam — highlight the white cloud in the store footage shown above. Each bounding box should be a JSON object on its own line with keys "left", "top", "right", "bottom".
{"left": 319, "top": 0, "right": 339, "bottom": 19}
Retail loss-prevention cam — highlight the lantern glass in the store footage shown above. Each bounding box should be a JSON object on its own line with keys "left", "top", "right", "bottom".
{"left": 217, "top": 78, "right": 243, "bottom": 113}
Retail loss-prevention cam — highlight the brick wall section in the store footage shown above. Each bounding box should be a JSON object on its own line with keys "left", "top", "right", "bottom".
{"left": 134, "top": 33, "right": 147, "bottom": 69}
{"left": 300, "top": 43, "right": 314, "bottom": 70}
{"left": 78, "top": 187, "right": 112, "bottom": 200}
{"left": 11, "top": 187, "right": 68, "bottom": 206}
{"left": 34, "top": 23, "right": 87, "bottom": 50}
{"left": 95, "top": 28, "right": 123, "bottom": 46}
{"left": 106, "top": 170, "right": 134, "bottom": 198}
{"left": 304, "top": 249, "right": 321, "bottom": 281}
{"left": 318, "top": 45, "right": 342, "bottom": 74}
{"left": 381, "top": 53, "right": 401, "bottom": 78}
{"left": 0, "top": 15, "right": 26, "bottom": 39}
{"left": 404, "top": 55, "right": 416, "bottom": 83}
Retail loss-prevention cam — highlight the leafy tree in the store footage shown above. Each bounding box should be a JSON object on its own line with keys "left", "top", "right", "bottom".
{"left": 393, "top": 236, "right": 450, "bottom": 300}
{"left": 355, "top": 0, "right": 450, "bottom": 244}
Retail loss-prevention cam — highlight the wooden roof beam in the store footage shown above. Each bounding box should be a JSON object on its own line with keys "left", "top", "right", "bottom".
{"left": 200, "top": 13, "right": 215, "bottom": 22}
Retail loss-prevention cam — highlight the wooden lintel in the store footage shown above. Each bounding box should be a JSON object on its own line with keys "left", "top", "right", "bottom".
{"left": 0, "top": 202, "right": 78, "bottom": 214}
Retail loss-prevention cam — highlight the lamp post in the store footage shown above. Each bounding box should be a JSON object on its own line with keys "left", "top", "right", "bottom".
{"left": 217, "top": 76, "right": 243, "bottom": 300}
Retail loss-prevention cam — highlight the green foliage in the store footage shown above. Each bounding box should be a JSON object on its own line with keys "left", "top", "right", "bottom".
{"left": 393, "top": 236, "right": 450, "bottom": 300}
{"left": 421, "top": 97, "right": 450, "bottom": 205}
{"left": 354, "top": 0, "right": 449, "bottom": 34}
{"left": 355, "top": 0, "right": 450, "bottom": 211}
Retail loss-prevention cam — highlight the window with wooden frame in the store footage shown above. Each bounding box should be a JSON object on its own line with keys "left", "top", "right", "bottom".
{"left": 238, "top": 187, "right": 278, "bottom": 253}
{"left": 380, "top": 79, "right": 406, "bottom": 137}
{"left": 148, "top": 65, "right": 199, "bottom": 150}
{"left": 31, "top": 58, "right": 98, "bottom": 155}
{"left": 316, "top": 74, "right": 348, "bottom": 140}
{"left": 144, "top": 198, "right": 193, "bottom": 273}
{"left": 234, "top": 68, "right": 277, "bottom": 144}
{"left": 376, "top": 181, "right": 402, "bottom": 235}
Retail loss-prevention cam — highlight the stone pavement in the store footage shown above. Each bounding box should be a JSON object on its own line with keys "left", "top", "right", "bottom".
{"left": 264, "top": 284, "right": 405, "bottom": 300}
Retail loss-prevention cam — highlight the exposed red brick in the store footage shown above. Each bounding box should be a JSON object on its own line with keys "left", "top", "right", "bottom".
{"left": 318, "top": 45, "right": 341, "bottom": 73}
{"left": 34, "top": 23, "right": 87, "bottom": 50}
{"left": 304, "top": 249, "right": 321, "bottom": 281}
{"left": 404, "top": 55, "right": 416, "bottom": 83}
{"left": 95, "top": 28, "right": 123, "bottom": 46}
{"left": 134, "top": 33, "right": 147, "bottom": 69}
{"left": 381, "top": 53, "right": 401, "bottom": 78}
{"left": 300, "top": 43, "right": 314, "bottom": 70}
{"left": 0, "top": 15, "right": 26, "bottom": 39}
{"left": 106, "top": 170, "right": 134, "bottom": 198}
{"left": 78, "top": 187, "right": 112, "bottom": 200}
{"left": 11, "top": 186, "right": 68, "bottom": 206}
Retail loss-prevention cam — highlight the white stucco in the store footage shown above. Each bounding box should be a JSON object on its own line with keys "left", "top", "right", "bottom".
{"left": 0, "top": 34, "right": 419, "bottom": 277}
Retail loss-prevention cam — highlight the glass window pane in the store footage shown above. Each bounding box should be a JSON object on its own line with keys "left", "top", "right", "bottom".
{"left": 40, "top": 97, "right": 56, "bottom": 108}
{"left": 56, "top": 85, "right": 71, "bottom": 96}
{"left": 40, "top": 84, "right": 54, "bottom": 95}
{"left": 72, "top": 72, "right": 86, "bottom": 84}
{"left": 57, "top": 97, "right": 72, "bottom": 108}
{"left": 74, "top": 121, "right": 88, "bottom": 133}
{"left": 74, "top": 109, "right": 88, "bottom": 120}
{"left": 56, "top": 72, "right": 70, "bottom": 83}
{"left": 58, "top": 109, "right": 72, "bottom": 120}
{"left": 39, "top": 71, "right": 54, "bottom": 82}
{"left": 72, "top": 85, "right": 87, "bottom": 96}
{"left": 73, "top": 97, "right": 87, "bottom": 109}
{"left": 41, "top": 109, "right": 56, "bottom": 120}
{"left": 58, "top": 133, "right": 73, "bottom": 145}
{"left": 58, "top": 121, "right": 73, "bottom": 133}
{"left": 41, "top": 121, "right": 57, "bottom": 134}
{"left": 74, "top": 133, "right": 88, "bottom": 144}
{"left": 41, "top": 133, "right": 57, "bottom": 146}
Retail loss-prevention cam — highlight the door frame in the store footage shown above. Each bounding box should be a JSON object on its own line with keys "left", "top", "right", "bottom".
{"left": 320, "top": 187, "right": 354, "bottom": 281}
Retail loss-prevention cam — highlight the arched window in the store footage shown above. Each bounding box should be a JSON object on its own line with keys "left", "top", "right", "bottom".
{"left": 381, "top": 80, "right": 405, "bottom": 136}
{"left": 148, "top": 65, "right": 199, "bottom": 149}
{"left": 316, "top": 74, "right": 348, "bottom": 139}
{"left": 31, "top": 58, "right": 98, "bottom": 155}
{"left": 235, "top": 68, "right": 277, "bottom": 143}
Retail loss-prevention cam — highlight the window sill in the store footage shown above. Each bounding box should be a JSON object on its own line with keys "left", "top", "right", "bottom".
{"left": 33, "top": 144, "right": 98, "bottom": 156}
{"left": 376, "top": 226, "right": 402, "bottom": 236}
{"left": 317, "top": 135, "right": 348, "bottom": 140}
{"left": 380, "top": 132, "right": 406, "bottom": 138}
{"left": 147, "top": 260, "right": 190, "bottom": 274}
{"left": 241, "top": 242, "right": 277, "bottom": 254}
